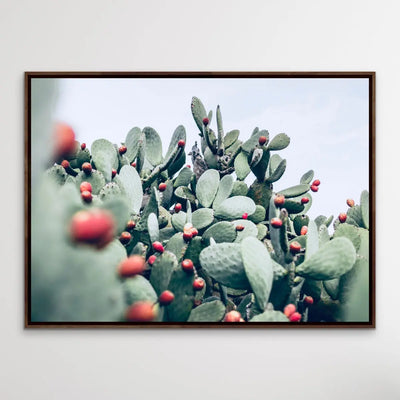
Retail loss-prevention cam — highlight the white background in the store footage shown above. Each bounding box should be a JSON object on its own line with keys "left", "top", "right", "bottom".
{"left": 1, "top": 1, "right": 398, "bottom": 399}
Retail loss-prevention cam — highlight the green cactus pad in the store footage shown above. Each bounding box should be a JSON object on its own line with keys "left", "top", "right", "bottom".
{"left": 234, "top": 151, "right": 251, "bottom": 181}
{"left": 46, "top": 165, "right": 68, "bottom": 185}
{"left": 241, "top": 237, "right": 274, "bottom": 310}
{"left": 271, "top": 259, "right": 287, "bottom": 281}
{"left": 213, "top": 175, "right": 234, "bottom": 209}
{"left": 248, "top": 181, "right": 273, "bottom": 210}
{"left": 202, "top": 222, "right": 237, "bottom": 245}
{"left": 300, "top": 170, "right": 314, "bottom": 184}
{"left": 192, "top": 208, "right": 214, "bottom": 230}
{"left": 279, "top": 184, "right": 310, "bottom": 198}
{"left": 233, "top": 219, "right": 258, "bottom": 243}
{"left": 256, "top": 223, "right": 268, "bottom": 240}
{"left": 184, "top": 236, "right": 203, "bottom": 267}
{"left": 187, "top": 300, "right": 225, "bottom": 322}
{"left": 91, "top": 139, "right": 118, "bottom": 182}
{"left": 318, "top": 225, "right": 330, "bottom": 246}
{"left": 242, "top": 129, "right": 269, "bottom": 153}
{"left": 123, "top": 275, "right": 158, "bottom": 305}
{"left": 117, "top": 165, "right": 143, "bottom": 214}
{"left": 267, "top": 133, "right": 290, "bottom": 151}
{"left": 75, "top": 170, "right": 106, "bottom": 195}
{"left": 142, "top": 126, "right": 163, "bottom": 166}
{"left": 165, "top": 125, "right": 186, "bottom": 161}
{"left": 171, "top": 211, "right": 186, "bottom": 232}
{"left": 196, "top": 169, "right": 220, "bottom": 207}
{"left": 174, "top": 186, "right": 196, "bottom": 203}
{"left": 293, "top": 215, "right": 309, "bottom": 236}
{"left": 191, "top": 97, "right": 208, "bottom": 131}
{"left": 165, "top": 233, "right": 187, "bottom": 261}
{"left": 268, "top": 153, "right": 283, "bottom": 173}
{"left": 174, "top": 167, "right": 193, "bottom": 188}
{"left": 249, "top": 205, "right": 266, "bottom": 224}
{"left": 265, "top": 158, "right": 286, "bottom": 184}
{"left": 149, "top": 250, "right": 178, "bottom": 295}
{"left": 224, "top": 129, "right": 240, "bottom": 148}
{"left": 268, "top": 198, "right": 284, "bottom": 262}
{"left": 99, "top": 182, "right": 122, "bottom": 201}
{"left": 199, "top": 243, "right": 250, "bottom": 289}
{"left": 147, "top": 213, "right": 159, "bottom": 243}
{"left": 225, "top": 138, "right": 242, "bottom": 155}
{"left": 214, "top": 196, "right": 256, "bottom": 220}
{"left": 323, "top": 278, "right": 340, "bottom": 300}
{"left": 305, "top": 220, "right": 319, "bottom": 260}
{"left": 137, "top": 187, "right": 159, "bottom": 231}
{"left": 231, "top": 181, "right": 248, "bottom": 197}
{"left": 249, "top": 310, "right": 289, "bottom": 322}
{"left": 346, "top": 205, "right": 364, "bottom": 227}
{"left": 292, "top": 193, "right": 312, "bottom": 214}
{"left": 296, "top": 237, "right": 356, "bottom": 280}
{"left": 360, "top": 190, "right": 369, "bottom": 229}
{"left": 251, "top": 148, "right": 270, "bottom": 182}
{"left": 125, "top": 127, "right": 142, "bottom": 162}
{"left": 166, "top": 267, "right": 195, "bottom": 322}
{"left": 203, "top": 147, "right": 218, "bottom": 169}
{"left": 282, "top": 199, "right": 304, "bottom": 214}
{"left": 75, "top": 148, "right": 91, "bottom": 168}
{"left": 333, "top": 223, "right": 361, "bottom": 251}
{"left": 167, "top": 151, "right": 186, "bottom": 177}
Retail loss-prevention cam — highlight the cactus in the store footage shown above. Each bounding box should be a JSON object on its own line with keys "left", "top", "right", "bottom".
{"left": 31, "top": 96, "right": 370, "bottom": 324}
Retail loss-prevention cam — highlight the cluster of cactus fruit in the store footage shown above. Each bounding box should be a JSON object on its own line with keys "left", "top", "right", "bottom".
{"left": 31, "top": 97, "right": 370, "bottom": 323}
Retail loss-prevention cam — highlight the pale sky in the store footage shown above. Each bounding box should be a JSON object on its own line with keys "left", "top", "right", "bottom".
{"left": 51, "top": 77, "right": 369, "bottom": 220}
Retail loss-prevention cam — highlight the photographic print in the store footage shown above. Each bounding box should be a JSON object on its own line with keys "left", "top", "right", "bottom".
{"left": 25, "top": 72, "right": 375, "bottom": 327}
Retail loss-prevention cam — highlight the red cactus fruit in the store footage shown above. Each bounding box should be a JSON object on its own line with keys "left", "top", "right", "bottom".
{"left": 174, "top": 203, "right": 182, "bottom": 213}
{"left": 126, "top": 220, "right": 136, "bottom": 230}
{"left": 53, "top": 122, "right": 76, "bottom": 159}
{"left": 131, "top": 162, "right": 136, "bottom": 168}
{"left": 190, "top": 228, "right": 198, "bottom": 237}
{"left": 258, "top": 136, "right": 267, "bottom": 146}
{"left": 70, "top": 209, "right": 116, "bottom": 249}
{"left": 290, "top": 241, "right": 301, "bottom": 254}
{"left": 81, "top": 143, "right": 86, "bottom": 150}
{"left": 301, "top": 197, "right": 309, "bottom": 204}
{"left": 147, "top": 255, "right": 157, "bottom": 265}
{"left": 159, "top": 290, "right": 175, "bottom": 305}
{"left": 186, "top": 165, "right": 191, "bottom": 168}
{"left": 242, "top": 213, "right": 248, "bottom": 220}
{"left": 111, "top": 169, "right": 117, "bottom": 178}
{"left": 289, "top": 312, "right": 302, "bottom": 322}
{"left": 119, "top": 145, "right": 127, "bottom": 155}
{"left": 158, "top": 182, "right": 167, "bottom": 192}
{"left": 346, "top": 199, "right": 355, "bottom": 207}
{"left": 304, "top": 296, "right": 314, "bottom": 305}
{"left": 117, "top": 255, "right": 146, "bottom": 277}
{"left": 61, "top": 160, "right": 70, "bottom": 169}
{"left": 80, "top": 181, "right": 92, "bottom": 193}
{"left": 82, "top": 162, "right": 92, "bottom": 174}
{"left": 152, "top": 241, "right": 164, "bottom": 253}
{"left": 193, "top": 278, "right": 205, "bottom": 291}
{"left": 310, "top": 185, "right": 319, "bottom": 192}
{"left": 312, "top": 179, "right": 320, "bottom": 186}
{"left": 202, "top": 117, "right": 209, "bottom": 126}
{"left": 81, "top": 190, "right": 92, "bottom": 203}
{"left": 181, "top": 259, "right": 194, "bottom": 272}
{"left": 236, "top": 224, "right": 245, "bottom": 232}
{"left": 274, "top": 194, "right": 285, "bottom": 207}
{"left": 339, "top": 213, "right": 347, "bottom": 223}
{"left": 300, "top": 226, "right": 308, "bottom": 235}
{"left": 178, "top": 140, "right": 185, "bottom": 148}
{"left": 183, "top": 231, "right": 193, "bottom": 242}
{"left": 223, "top": 310, "right": 242, "bottom": 322}
{"left": 125, "top": 301, "right": 156, "bottom": 322}
{"left": 284, "top": 304, "right": 296, "bottom": 317}
{"left": 119, "top": 231, "right": 131, "bottom": 245}
{"left": 271, "top": 217, "right": 283, "bottom": 228}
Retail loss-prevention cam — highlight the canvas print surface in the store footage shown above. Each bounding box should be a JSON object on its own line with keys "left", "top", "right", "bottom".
{"left": 27, "top": 74, "right": 373, "bottom": 326}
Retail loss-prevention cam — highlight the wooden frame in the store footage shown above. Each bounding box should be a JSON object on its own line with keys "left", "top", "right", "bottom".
{"left": 25, "top": 72, "right": 375, "bottom": 328}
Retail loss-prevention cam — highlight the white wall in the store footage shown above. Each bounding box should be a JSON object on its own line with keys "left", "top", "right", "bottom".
{"left": 0, "top": 1, "right": 398, "bottom": 399}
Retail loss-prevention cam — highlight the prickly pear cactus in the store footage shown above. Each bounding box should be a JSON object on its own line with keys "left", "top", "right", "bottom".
{"left": 31, "top": 96, "right": 370, "bottom": 325}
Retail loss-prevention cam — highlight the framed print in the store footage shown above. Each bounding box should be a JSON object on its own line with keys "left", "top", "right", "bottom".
{"left": 25, "top": 72, "right": 375, "bottom": 328}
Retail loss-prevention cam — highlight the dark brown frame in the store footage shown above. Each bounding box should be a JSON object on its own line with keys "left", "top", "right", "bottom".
{"left": 25, "top": 72, "right": 376, "bottom": 328}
